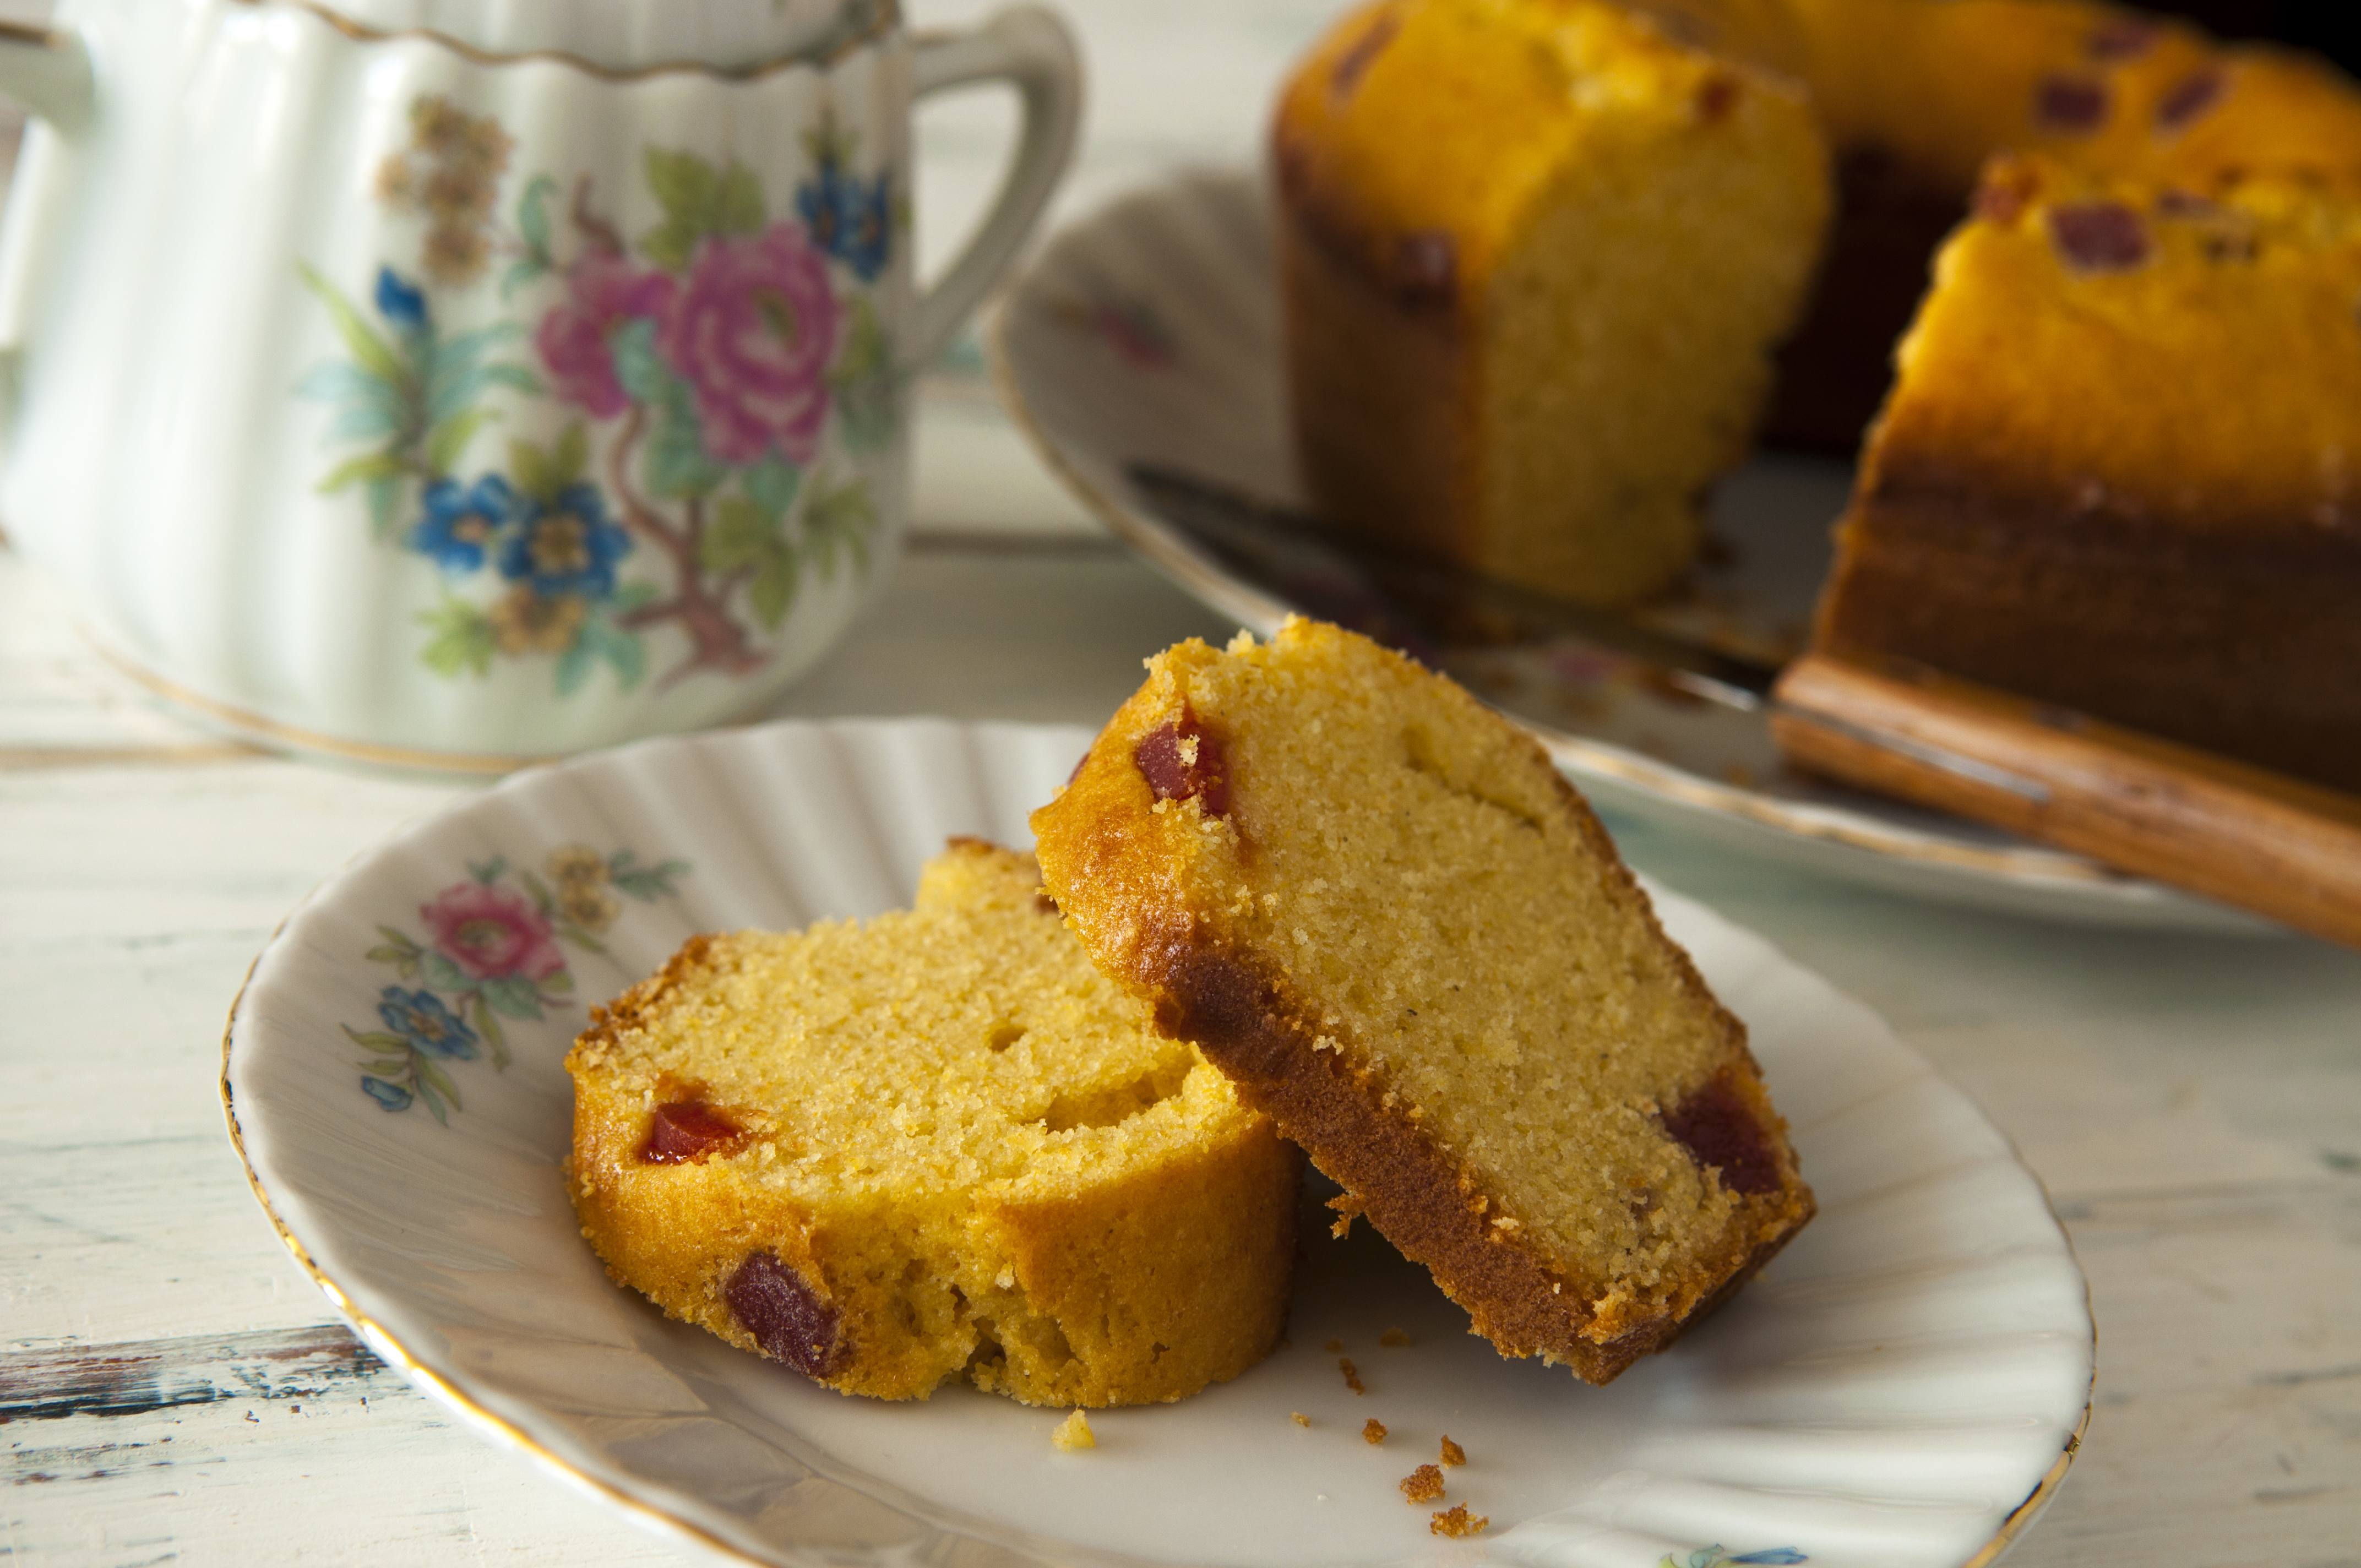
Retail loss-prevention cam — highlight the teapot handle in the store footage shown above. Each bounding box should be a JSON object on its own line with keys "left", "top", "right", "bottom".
{"left": 0, "top": 21, "right": 94, "bottom": 132}
{"left": 904, "top": 6, "right": 1080, "bottom": 371}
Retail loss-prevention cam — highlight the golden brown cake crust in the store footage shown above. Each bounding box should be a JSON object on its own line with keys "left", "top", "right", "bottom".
{"left": 1031, "top": 623, "right": 1813, "bottom": 1384}
{"left": 1812, "top": 156, "right": 2361, "bottom": 791}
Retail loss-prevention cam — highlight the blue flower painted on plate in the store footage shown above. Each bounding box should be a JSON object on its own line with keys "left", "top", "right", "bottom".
{"left": 361, "top": 1075, "right": 415, "bottom": 1112}
{"left": 345, "top": 845, "right": 689, "bottom": 1124}
{"left": 376, "top": 984, "right": 480, "bottom": 1060}
{"left": 797, "top": 161, "right": 893, "bottom": 283}
{"left": 409, "top": 473, "right": 524, "bottom": 572}
{"left": 1661, "top": 1549, "right": 1808, "bottom": 1568}
{"left": 376, "top": 265, "right": 430, "bottom": 334}
{"left": 498, "top": 481, "right": 632, "bottom": 597}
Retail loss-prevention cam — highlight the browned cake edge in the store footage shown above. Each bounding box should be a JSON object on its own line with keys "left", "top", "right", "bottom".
{"left": 1031, "top": 638, "right": 1815, "bottom": 1386}
{"left": 1816, "top": 465, "right": 2361, "bottom": 794}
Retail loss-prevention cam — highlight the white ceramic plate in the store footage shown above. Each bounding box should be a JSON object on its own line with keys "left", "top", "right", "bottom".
{"left": 224, "top": 718, "right": 2092, "bottom": 1568}
{"left": 988, "top": 170, "right": 2271, "bottom": 937}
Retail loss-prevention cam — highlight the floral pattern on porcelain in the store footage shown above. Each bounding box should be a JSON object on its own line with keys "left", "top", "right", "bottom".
{"left": 299, "top": 97, "right": 897, "bottom": 694}
{"left": 346, "top": 845, "right": 688, "bottom": 1122}
{"left": 1660, "top": 1550, "right": 1807, "bottom": 1567}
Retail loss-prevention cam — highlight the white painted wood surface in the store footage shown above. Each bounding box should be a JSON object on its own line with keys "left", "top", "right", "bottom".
{"left": 3, "top": 1, "right": 2359, "bottom": 1562}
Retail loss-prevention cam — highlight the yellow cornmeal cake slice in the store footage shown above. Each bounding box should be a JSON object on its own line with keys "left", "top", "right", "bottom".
{"left": 1272, "top": 0, "right": 1830, "bottom": 608}
{"left": 1030, "top": 619, "right": 1812, "bottom": 1385}
{"left": 565, "top": 840, "right": 1299, "bottom": 1406}
{"left": 1812, "top": 155, "right": 2361, "bottom": 792}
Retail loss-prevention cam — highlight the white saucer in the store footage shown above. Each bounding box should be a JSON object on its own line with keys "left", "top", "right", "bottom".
{"left": 989, "top": 170, "right": 2271, "bottom": 937}
{"left": 225, "top": 717, "right": 2091, "bottom": 1568}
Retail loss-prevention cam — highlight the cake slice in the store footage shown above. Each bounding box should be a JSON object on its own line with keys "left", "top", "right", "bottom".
{"left": 1272, "top": 0, "right": 1831, "bottom": 607}
{"left": 1810, "top": 154, "right": 2361, "bottom": 792}
{"left": 1030, "top": 619, "right": 1811, "bottom": 1383}
{"left": 565, "top": 839, "right": 1299, "bottom": 1406}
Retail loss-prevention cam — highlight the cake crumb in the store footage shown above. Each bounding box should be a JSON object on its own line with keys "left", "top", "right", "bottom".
{"left": 1340, "top": 1357, "right": 1365, "bottom": 1393}
{"left": 1051, "top": 1410, "right": 1095, "bottom": 1451}
{"left": 1379, "top": 1327, "right": 1411, "bottom": 1347}
{"left": 1329, "top": 1194, "right": 1364, "bottom": 1239}
{"left": 1429, "top": 1505, "right": 1488, "bottom": 1537}
{"left": 1362, "top": 1418, "right": 1387, "bottom": 1444}
{"left": 1400, "top": 1464, "right": 1445, "bottom": 1503}
{"left": 1291, "top": 1411, "right": 1312, "bottom": 1428}
{"left": 1439, "top": 1435, "right": 1466, "bottom": 1467}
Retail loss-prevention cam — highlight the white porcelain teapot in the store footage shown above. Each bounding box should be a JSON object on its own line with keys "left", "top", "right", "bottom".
{"left": 0, "top": 0, "right": 1078, "bottom": 767}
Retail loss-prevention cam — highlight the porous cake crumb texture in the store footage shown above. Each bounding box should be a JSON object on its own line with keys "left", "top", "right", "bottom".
{"left": 1430, "top": 1505, "right": 1488, "bottom": 1537}
{"left": 1031, "top": 620, "right": 1813, "bottom": 1384}
{"left": 1052, "top": 1409, "right": 1096, "bottom": 1451}
{"left": 1401, "top": 1464, "right": 1446, "bottom": 1504}
{"left": 565, "top": 841, "right": 1299, "bottom": 1406}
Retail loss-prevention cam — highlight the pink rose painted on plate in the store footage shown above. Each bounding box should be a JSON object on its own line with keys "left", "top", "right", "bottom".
{"left": 538, "top": 251, "right": 678, "bottom": 418}
{"left": 660, "top": 224, "right": 840, "bottom": 465}
{"left": 421, "top": 880, "right": 565, "bottom": 981}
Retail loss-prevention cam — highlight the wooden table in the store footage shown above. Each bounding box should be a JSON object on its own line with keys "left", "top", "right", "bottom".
{"left": 4, "top": 1, "right": 2360, "bottom": 1561}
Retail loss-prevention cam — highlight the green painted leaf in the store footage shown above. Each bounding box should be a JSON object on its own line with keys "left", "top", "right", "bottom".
{"left": 743, "top": 455, "right": 801, "bottom": 523}
{"left": 416, "top": 1057, "right": 460, "bottom": 1118}
{"left": 638, "top": 220, "right": 699, "bottom": 275}
{"left": 343, "top": 1028, "right": 415, "bottom": 1052}
{"left": 317, "top": 450, "right": 406, "bottom": 496}
{"left": 585, "top": 617, "right": 647, "bottom": 692}
{"left": 470, "top": 992, "right": 510, "bottom": 1071}
{"left": 610, "top": 581, "right": 661, "bottom": 614}
{"left": 510, "top": 437, "right": 557, "bottom": 503}
{"left": 469, "top": 856, "right": 506, "bottom": 885}
{"left": 425, "top": 407, "right": 497, "bottom": 477}
{"left": 748, "top": 552, "right": 798, "bottom": 630}
{"left": 417, "top": 599, "right": 497, "bottom": 679}
{"left": 297, "top": 263, "right": 405, "bottom": 388}
{"left": 376, "top": 925, "right": 421, "bottom": 952}
{"left": 613, "top": 861, "right": 689, "bottom": 901}
{"left": 542, "top": 968, "right": 580, "bottom": 992}
{"left": 801, "top": 478, "right": 877, "bottom": 579}
{"left": 364, "top": 474, "right": 401, "bottom": 541}
{"left": 483, "top": 976, "right": 541, "bottom": 1021}
{"left": 518, "top": 868, "right": 556, "bottom": 917}
{"left": 421, "top": 951, "right": 469, "bottom": 992}
{"left": 716, "top": 161, "right": 766, "bottom": 235}
{"left": 551, "top": 423, "right": 590, "bottom": 491}
{"left": 554, "top": 637, "right": 596, "bottom": 698}
{"left": 361, "top": 1058, "right": 412, "bottom": 1076}
{"left": 501, "top": 257, "right": 547, "bottom": 302}
{"left": 516, "top": 174, "right": 558, "bottom": 256}
{"left": 645, "top": 402, "right": 726, "bottom": 498}
{"left": 829, "top": 298, "right": 899, "bottom": 455}
{"left": 701, "top": 495, "right": 774, "bottom": 574}
{"left": 609, "top": 319, "right": 672, "bottom": 405}
{"left": 480, "top": 364, "right": 546, "bottom": 397}
{"left": 645, "top": 148, "right": 721, "bottom": 232}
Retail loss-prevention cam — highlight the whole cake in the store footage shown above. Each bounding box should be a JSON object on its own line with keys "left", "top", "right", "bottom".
{"left": 1272, "top": 0, "right": 1831, "bottom": 607}
{"left": 565, "top": 839, "right": 1300, "bottom": 1406}
{"left": 1811, "top": 155, "right": 2361, "bottom": 792}
{"left": 1693, "top": 0, "right": 2361, "bottom": 443}
{"left": 1030, "top": 619, "right": 1814, "bottom": 1384}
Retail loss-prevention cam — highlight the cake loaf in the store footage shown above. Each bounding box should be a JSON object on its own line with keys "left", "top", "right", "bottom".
{"left": 1273, "top": 0, "right": 1831, "bottom": 607}
{"left": 1031, "top": 619, "right": 1814, "bottom": 1384}
{"left": 566, "top": 839, "right": 1300, "bottom": 1406}
{"left": 1810, "top": 155, "right": 2361, "bottom": 792}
